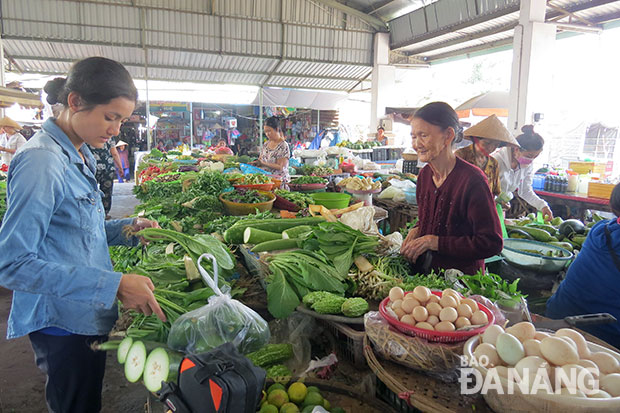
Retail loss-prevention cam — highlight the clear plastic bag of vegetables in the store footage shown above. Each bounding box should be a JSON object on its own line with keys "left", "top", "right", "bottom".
{"left": 167, "top": 253, "right": 270, "bottom": 355}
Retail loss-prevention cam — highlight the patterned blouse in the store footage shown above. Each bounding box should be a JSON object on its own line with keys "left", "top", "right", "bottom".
{"left": 88, "top": 138, "right": 116, "bottom": 180}
{"left": 455, "top": 144, "right": 501, "bottom": 196}
{"left": 260, "top": 140, "right": 290, "bottom": 183}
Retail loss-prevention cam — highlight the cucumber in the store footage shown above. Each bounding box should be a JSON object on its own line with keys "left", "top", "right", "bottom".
{"left": 505, "top": 225, "right": 552, "bottom": 242}
{"left": 143, "top": 347, "right": 183, "bottom": 392}
{"left": 549, "top": 241, "right": 573, "bottom": 251}
{"left": 223, "top": 217, "right": 325, "bottom": 244}
{"left": 124, "top": 341, "right": 147, "bottom": 383}
{"left": 282, "top": 225, "right": 313, "bottom": 239}
{"left": 526, "top": 223, "right": 557, "bottom": 236}
{"left": 251, "top": 238, "right": 301, "bottom": 253}
{"left": 117, "top": 336, "right": 134, "bottom": 364}
{"left": 243, "top": 227, "right": 282, "bottom": 244}
{"left": 508, "top": 228, "right": 533, "bottom": 240}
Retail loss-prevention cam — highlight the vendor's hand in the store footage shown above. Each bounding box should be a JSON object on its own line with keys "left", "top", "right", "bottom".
{"left": 117, "top": 273, "right": 166, "bottom": 322}
{"left": 401, "top": 234, "right": 438, "bottom": 263}
{"left": 132, "top": 218, "right": 160, "bottom": 245}
{"left": 541, "top": 206, "right": 554, "bottom": 221}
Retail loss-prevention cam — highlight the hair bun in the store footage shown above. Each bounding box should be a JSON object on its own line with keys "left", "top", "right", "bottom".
{"left": 43, "top": 77, "right": 67, "bottom": 105}
{"left": 521, "top": 124, "right": 535, "bottom": 135}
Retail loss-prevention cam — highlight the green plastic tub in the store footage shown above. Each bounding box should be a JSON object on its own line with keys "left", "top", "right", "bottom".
{"left": 311, "top": 192, "right": 351, "bottom": 209}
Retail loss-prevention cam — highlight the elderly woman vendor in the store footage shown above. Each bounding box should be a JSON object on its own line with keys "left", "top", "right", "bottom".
{"left": 400, "top": 102, "right": 503, "bottom": 275}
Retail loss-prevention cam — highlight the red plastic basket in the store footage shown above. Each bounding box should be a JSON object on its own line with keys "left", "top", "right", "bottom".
{"left": 378, "top": 291, "right": 494, "bottom": 343}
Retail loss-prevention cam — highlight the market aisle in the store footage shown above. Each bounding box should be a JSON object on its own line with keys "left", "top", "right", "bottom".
{"left": 109, "top": 181, "right": 140, "bottom": 219}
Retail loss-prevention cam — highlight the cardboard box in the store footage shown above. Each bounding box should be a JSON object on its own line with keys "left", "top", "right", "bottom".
{"left": 569, "top": 161, "right": 594, "bottom": 175}
{"left": 587, "top": 182, "right": 615, "bottom": 200}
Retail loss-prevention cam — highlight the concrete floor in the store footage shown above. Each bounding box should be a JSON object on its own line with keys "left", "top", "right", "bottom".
{"left": 0, "top": 181, "right": 150, "bottom": 413}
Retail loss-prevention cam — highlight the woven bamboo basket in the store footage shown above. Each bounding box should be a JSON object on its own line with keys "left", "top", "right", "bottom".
{"left": 365, "top": 311, "right": 463, "bottom": 382}
{"left": 364, "top": 336, "right": 491, "bottom": 413}
{"left": 464, "top": 335, "right": 620, "bottom": 412}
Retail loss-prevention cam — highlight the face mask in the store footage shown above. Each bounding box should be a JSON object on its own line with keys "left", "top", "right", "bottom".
{"left": 518, "top": 156, "right": 533, "bottom": 166}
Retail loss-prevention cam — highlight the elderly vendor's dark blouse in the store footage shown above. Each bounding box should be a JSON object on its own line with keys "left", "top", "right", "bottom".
{"left": 416, "top": 157, "right": 503, "bottom": 274}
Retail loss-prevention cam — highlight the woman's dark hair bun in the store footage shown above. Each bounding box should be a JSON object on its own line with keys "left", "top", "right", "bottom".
{"left": 265, "top": 116, "right": 281, "bottom": 131}
{"left": 521, "top": 124, "right": 535, "bottom": 135}
{"left": 43, "top": 77, "right": 67, "bottom": 105}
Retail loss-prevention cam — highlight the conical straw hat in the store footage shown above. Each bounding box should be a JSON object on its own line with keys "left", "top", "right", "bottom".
{"left": 115, "top": 140, "right": 128, "bottom": 147}
{"left": 463, "top": 115, "right": 519, "bottom": 147}
{"left": 0, "top": 117, "right": 21, "bottom": 130}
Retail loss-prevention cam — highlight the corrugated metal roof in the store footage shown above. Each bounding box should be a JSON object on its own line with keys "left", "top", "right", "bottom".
{"left": 276, "top": 60, "right": 371, "bottom": 80}
{"left": 268, "top": 75, "right": 358, "bottom": 91}
{"left": 391, "top": 0, "right": 620, "bottom": 62}
{"left": 0, "top": 0, "right": 375, "bottom": 91}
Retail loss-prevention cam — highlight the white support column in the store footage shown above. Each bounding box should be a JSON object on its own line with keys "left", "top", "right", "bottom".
{"left": 370, "top": 32, "right": 395, "bottom": 133}
{"left": 507, "top": 0, "right": 556, "bottom": 135}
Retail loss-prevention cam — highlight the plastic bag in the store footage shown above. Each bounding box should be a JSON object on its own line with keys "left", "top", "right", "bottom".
{"left": 167, "top": 253, "right": 270, "bottom": 355}
{"left": 377, "top": 186, "right": 401, "bottom": 200}
{"left": 268, "top": 312, "right": 316, "bottom": 374}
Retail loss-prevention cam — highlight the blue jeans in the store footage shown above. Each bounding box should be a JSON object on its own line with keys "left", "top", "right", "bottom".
{"left": 29, "top": 331, "right": 108, "bottom": 413}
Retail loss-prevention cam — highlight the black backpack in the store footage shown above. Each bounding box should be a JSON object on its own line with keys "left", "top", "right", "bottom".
{"left": 158, "top": 342, "right": 266, "bottom": 413}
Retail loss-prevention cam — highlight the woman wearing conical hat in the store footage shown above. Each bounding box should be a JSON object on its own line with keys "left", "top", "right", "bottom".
{"left": 0, "top": 117, "right": 27, "bottom": 167}
{"left": 455, "top": 115, "right": 519, "bottom": 197}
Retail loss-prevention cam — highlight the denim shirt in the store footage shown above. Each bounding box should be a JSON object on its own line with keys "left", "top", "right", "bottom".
{"left": 0, "top": 118, "right": 138, "bottom": 339}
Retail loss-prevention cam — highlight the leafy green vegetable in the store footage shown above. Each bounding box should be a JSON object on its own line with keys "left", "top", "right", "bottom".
{"left": 221, "top": 188, "right": 270, "bottom": 204}
{"left": 458, "top": 270, "right": 525, "bottom": 303}
{"left": 274, "top": 190, "right": 314, "bottom": 209}
{"left": 137, "top": 228, "right": 234, "bottom": 270}
{"left": 290, "top": 176, "right": 327, "bottom": 184}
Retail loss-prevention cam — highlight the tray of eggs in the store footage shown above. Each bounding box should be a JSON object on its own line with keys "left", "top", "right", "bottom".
{"left": 379, "top": 286, "right": 495, "bottom": 343}
{"left": 464, "top": 322, "right": 620, "bottom": 410}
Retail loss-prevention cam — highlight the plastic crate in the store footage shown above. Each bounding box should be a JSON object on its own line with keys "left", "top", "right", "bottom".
{"left": 402, "top": 160, "right": 419, "bottom": 175}
{"left": 388, "top": 147, "right": 404, "bottom": 160}
{"left": 321, "top": 319, "right": 366, "bottom": 368}
{"left": 372, "top": 148, "right": 388, "bottom": 161}
{"left": 375, "top": 378, "right": 418, "bottom": 413}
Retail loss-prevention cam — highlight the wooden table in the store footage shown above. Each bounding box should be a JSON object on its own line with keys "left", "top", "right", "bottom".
{"left": 534, "top": 190, "right": 611, "bottom": 219}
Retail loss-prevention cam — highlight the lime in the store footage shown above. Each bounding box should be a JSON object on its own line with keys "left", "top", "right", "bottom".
{"left": 302, "top": 391, "right": 323, "bottom": 407}
{"left": 287, "top": 382, "right": 308, "bottom": 404}
{"left": 267, "top": 389, "right": 289, "bottom": 409}
{"left": 301, "top": 406, "right": 317, "bottom": 413}
{"left": 259, "top": 403, "right": 279, "bottom": 413}
{"left": 279, "top": 402, "right": 300, "bottom": 413}
{"left": 306, "top": 386, "right": 320, "bottom": 394}
{"left": 322, "top": 399, "right": 331, "bottom": 410}
{"left": 268, "top": 383, "right": 286, "bottom": 394}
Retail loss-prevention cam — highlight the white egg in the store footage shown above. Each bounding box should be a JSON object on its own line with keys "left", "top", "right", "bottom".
{"left": 474, "top": 343, "right": 501, "bottom": 368}
{"left": 534, "top": 331, "right": 551, "bottom": 341}
{"left": 439, "top": 307, "right": 458, "bottom": 323}
{"left": 456, "top": 303, "right": 473, "bottom": 319}
{"left": 540, "top": 337, "right": 579, "bottom": 366}
{"left": 555, "top": 329, "right": 591, "bottom": 359}
{"left": 577, "top": 359, "right": 600, "bottom": 378}
{"left": 515, "top": 356, "right": 550, "bottom": 379}
{"left": 389, "top": 287, "right": 405, "bottom": 302}
{"left": 426, "top": 302, "right": 442, "bottom": 317}
{"left": 412, "top": 306, "right": 429, "bottom": 322}
{"left": 415, "top": 322, "right": 434, "bottom": 330}
{"left": 461, "top": 298, "right": 479, "bottom": 313}
{"left": 455, "top": 317, "right": 471, "bottom": 329}
{"left": 471, "top": 310, "right": 489, "bottom": 326}
{"left": 439, "top": 295, "right": 457, "bottom": 308}
{"left": 435, "top": 321, "right": 455, "bottom": 332}
{"left": 427, "top": 315, "right": 440, "bottom": 326}
{"left": 400, "top": 314, "right": 416, "bottom": 326}
{"left": 588, "top": 352, "right": 620, "bottom": 375}
{"left": 401, "top": 298, "right": 418, "bottom": 314}
{"left": 505, "top": 322, "right": 536, "bottom": 343}
{"left": 523, "top": 339, "right": 542, "bottom": 358}
{"left": 391, "top": 299, "right": 403, "bottom": 311}
{"left": 482, "top": 324, "right": 505, "bottom": 346}
{"left": 588, "top": 390, "right": 612, "bottom": 399}
{"left": 601, "top": 373, "right": 620, "bottom": 397}
{"left": 496, "top": 333, "right": 525, "bottom": 366}
{"left": 427, "top": 294, "right": 440, "bottom": 304}
{"left": 556, "top": 364, "right": 596, "bottom": 393}
{"left": 412, "top": 286, "right": 431, "bottom": 303}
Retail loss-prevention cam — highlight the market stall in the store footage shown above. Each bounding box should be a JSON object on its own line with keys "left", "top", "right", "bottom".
{"left": 535, "top": 190, "right": 612, "bottom": 220}
{"left": 71, "top": 147, "right": 620, "bottom": 413}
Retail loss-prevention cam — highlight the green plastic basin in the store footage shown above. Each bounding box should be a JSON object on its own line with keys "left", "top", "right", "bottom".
{"left": 311, "top": 192, "right": 351, "bottom": 209}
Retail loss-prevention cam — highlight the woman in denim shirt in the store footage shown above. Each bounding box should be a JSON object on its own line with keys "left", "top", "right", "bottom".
{"left": 0, "top": 57, "right": 164, "bottom": 412}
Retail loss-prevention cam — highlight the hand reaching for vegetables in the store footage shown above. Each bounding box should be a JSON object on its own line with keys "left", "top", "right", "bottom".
{"left": 132, "top": 218, "right": 160, "bottom": 245}
{"left": 401, "top": 234, "right": 438, "bottom": 263}
{"left": 117, "top": 273, "right": 166, "bottom": 322}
